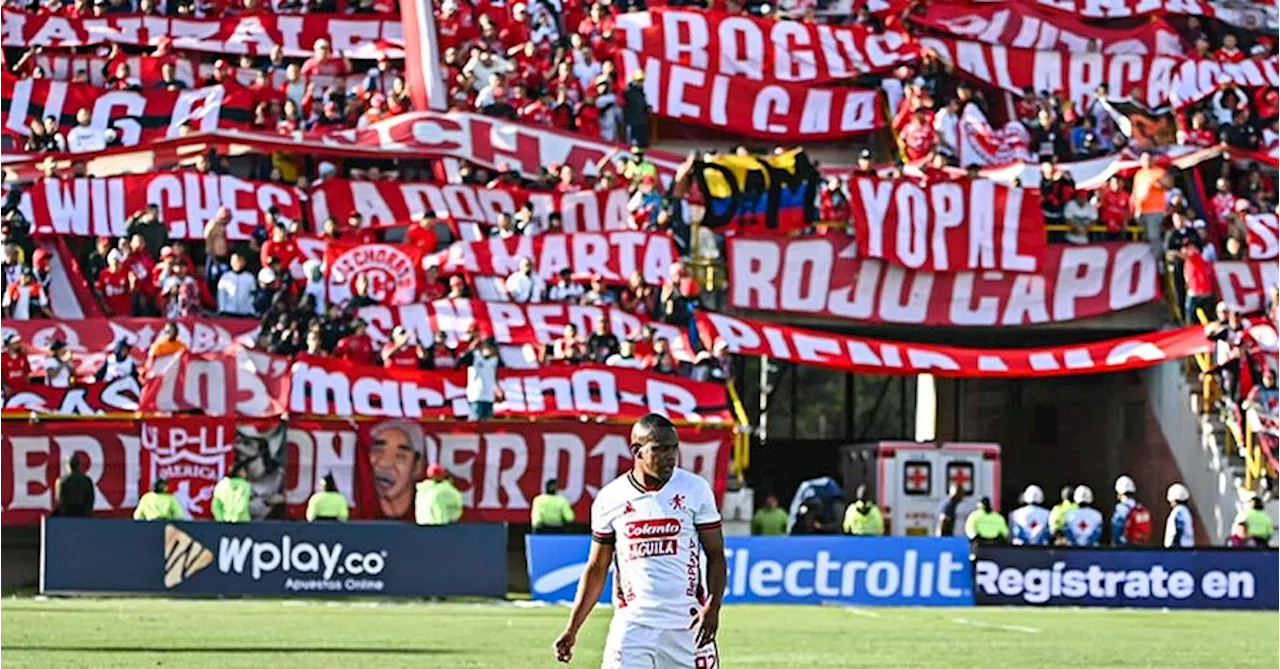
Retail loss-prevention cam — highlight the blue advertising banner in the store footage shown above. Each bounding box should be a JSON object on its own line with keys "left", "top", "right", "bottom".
{"left": 974, "top": 546, "right": 1280, "bottom": 610}
{"left": 527, "top": 535, "right": 974, "bottom": 606}
{"left": 42, "top": 518, "right": 507, "bottom": 597}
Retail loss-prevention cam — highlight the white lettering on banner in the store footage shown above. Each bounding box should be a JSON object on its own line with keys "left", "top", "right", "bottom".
{"left": 615, "top": 8, "right": 917, "bottom": 83}
{"left": 620, "top": 51, "right": 880, "bottom": 139}
{"left": 850, "top": 177, "right": 1039, "bottom": 272}
{"left": 917, "top": 5, "right": 1186, "bottom": 55}
{"left": 327, "top": 244, "right": 419, "bottom": 306}
{"left": 974, "top": 560, "right": 1258, "bottom": 604}
{"left": 722, "top": 548, "right": 969, "bottom": 600}
{"left": 1214, "top": 262, "right": 1280, "bottom": 314}
{"left": 700, "top": 311, "right": 1206, "bottom": 378}
{"left": 434, "top": 232, "right": 675, "bottom": 285}
{"left": 729, "top": 238, "right": 1156, "bottom": 326}
{"left": 6, "top": 174, "right": 298, "bottom": 241}
{"left": 3, "top": 79, "right": 239, "bottom": 142}
{"left": 3, "top": 433, "right": 142, "bottom": 513}
{"left": 1244, "top": 215, "right": 1279, "bottom": 260}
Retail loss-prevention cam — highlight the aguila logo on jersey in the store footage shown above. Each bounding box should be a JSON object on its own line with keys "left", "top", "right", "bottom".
{"left": 623, "top": 518, "right": 681, "bottom": 560}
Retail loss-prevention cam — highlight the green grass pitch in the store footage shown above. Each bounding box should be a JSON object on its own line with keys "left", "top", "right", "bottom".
{"left": 1, "top": 598, "right": 1275, "bottom": 668}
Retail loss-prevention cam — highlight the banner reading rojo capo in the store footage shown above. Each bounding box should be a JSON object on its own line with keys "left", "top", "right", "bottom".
{"left": 974, "top": 546, "right": 1279, "bottom": 610}
{"left": 41, "top": 518, "right": 508, "bottom": 597}
{"left": 527, "top": 535, "right": 973, "bottom": 606}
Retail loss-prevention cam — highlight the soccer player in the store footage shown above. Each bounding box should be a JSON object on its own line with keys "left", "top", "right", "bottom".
{"left": 553, "top": 414, "right": 726, "bottom": 668}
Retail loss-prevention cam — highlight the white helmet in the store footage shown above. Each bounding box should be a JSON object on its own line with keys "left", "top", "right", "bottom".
{"left": 1073, "top": 485, "right": 1094, "bottom": 505}
{"left": 1114, "top": 475, "right": 1137, "bottom": 495}
{"left": 1167, "top": 483, "right": 1190, "bottom": 503}
{"left": 1022, "top": 484, "right": 1045, "bottom": 505}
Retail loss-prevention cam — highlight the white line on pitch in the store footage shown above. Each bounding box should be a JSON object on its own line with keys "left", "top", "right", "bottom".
{"left": 843, "top": 607, "right": 882, "bottom": 618}
{"left": 951, "top": 617, "right": 1040, "bottom": 634}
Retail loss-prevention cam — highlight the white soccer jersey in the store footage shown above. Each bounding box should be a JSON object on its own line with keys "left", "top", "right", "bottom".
{"left": 591, "top": 468, "right": 721, "bottom": 630}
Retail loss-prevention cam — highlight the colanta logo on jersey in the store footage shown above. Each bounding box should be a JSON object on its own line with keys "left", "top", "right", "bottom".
{"left": 623, "top": 518, "right": 682, "bottom": 559}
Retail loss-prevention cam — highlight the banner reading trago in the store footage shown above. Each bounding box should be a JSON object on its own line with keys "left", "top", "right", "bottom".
{"left": 848, "top": 176, "right": 1045, "bottom": 272}
{"left": 728, "top": 237, "right": 1160, "bottom": 326}
{"left": 697, "top": 312, "right": 1209, "bottom": 378}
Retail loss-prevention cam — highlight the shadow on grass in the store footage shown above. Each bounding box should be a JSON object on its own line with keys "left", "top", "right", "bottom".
{"left": 4, "top": 646, "right": 456, "bottom": 655}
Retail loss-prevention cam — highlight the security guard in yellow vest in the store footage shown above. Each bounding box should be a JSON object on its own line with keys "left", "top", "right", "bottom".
{"left": 212, "top": 462, "right": 252, "bottom": 523}
{"left": 306, "top": 474, "right": 350, "bottom": 522}
{"left": 1048, "top": 485, "right": 1077, "bottom": 539}
{"left": 531, "top": 478, "right": 575, "bottom": 533}
{"left": 965, "top": 496, "right": 1009, "bottom": 544}
{"left": 415, "top": 464, "right": 464, "bottom": 525}
{"left": 842, "top": 485, "right": 885, "bottom": 536}
{"left": 133, "top": 479, "right": 185, "bottom": 521}
{"left": 1235, "top": 496, "right": 1275, "bottom": 547}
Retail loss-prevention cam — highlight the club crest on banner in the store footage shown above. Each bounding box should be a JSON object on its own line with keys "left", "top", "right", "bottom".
{"left": 326, "top": 243, "right": 423, "bottom": 306}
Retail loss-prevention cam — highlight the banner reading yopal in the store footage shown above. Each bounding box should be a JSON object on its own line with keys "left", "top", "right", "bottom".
{"left": 727, "top": 237, "right": 1161, "bottom": 326}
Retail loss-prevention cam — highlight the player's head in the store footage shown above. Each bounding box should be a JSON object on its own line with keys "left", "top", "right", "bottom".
{"left": 630, "top": 413, "right": 679, "bottom": 483}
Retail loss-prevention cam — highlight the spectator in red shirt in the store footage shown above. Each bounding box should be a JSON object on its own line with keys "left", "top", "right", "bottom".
{"left": 818, "top": 175, "right": 850, "bottom": 226}
{"left": 260, "top": 225, "right": 300, "bottom": 272}
{"left": 423, "top": 331, "right": 457, "bottom": 370}
{"left": 899, "top": 107, "right": 937, "bottom": 162}
{"left": 1099, "top": 175, "right": 1132, "bottom": 240}
{"left": 1179, "top": 241, "right": 1216, "bottom": 324}
{"left": 1178, "top": 111, "right": 1217, "bottom": 147}
{"left": 381, "top": 327, "right": 426, "bottom": 369}
{"left": 95, "top": 249, "right": 137, "bottom": 317}
{"left": 643, "top": 337, "right": 680, "bottom": 375}
{"left": 549, "top": 324, "right": 587, "bottom": 363}
{"left": 2, "top": 333, "right": 32, "bottom": 392}
{"left": 1215, "top": 33, "right": 1245, "bottom": 63}
{"left": 300, "top": 39, "right": 352, "bottom": 79}
{"left": 419, "top": 264, "right": 447, "bottom": 302}
{"left": 334, "top": 319, "right": 376, "bottom": 365}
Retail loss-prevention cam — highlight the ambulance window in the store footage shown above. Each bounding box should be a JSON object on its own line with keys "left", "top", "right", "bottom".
{"left": 903, "top": 460, "right": 931, "bottom": 496}
{"left": 945, "top": 462, "right": 974, "bottom": 496}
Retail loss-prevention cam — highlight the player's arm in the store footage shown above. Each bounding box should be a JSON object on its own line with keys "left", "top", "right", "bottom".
{"left": 694, "top": 522, "right": 727, "bottom": 647}
{"left": 554, "top": 537, "right": 614, "bottom": 663}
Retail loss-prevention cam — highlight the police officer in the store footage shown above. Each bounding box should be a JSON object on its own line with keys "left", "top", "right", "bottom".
{"left": 1062, "top": 485, "right": 1103, "bottom": 546}
{"left": 1009, "top": 484, "right": 1050, "bottom": 545}
{"left": 212, "top": 461, "right": 252, "bottom": 522}
{"left": 415, "top": 463, "right": 464, "bottom": 525}
{"left": 133, "top": 478, "right": 185, "bottom": 521}
{"left": 531, "top": 478, "right": 575, "bottom": 533}
{"left": 842, "top": 484, "right": 884, "bottom": 536}
{"left": 306, "top": 474, "right": 350, "bottom": 522}
{"left": 1048, "top": 485, "right": 1077, "bottom": 538}
{"left": 964, "top": 497, "right": 1009, "bottom": 544}
{"left": 1234, "top": 495, "right": 1275, "bottom": 547}
{"left": 1164, "top": 483, "right": 1195, "bottom": 548}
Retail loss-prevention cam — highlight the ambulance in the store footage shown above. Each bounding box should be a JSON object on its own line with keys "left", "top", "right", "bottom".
{"left": 838, "top": 441, "right": 1001, "bottom": 536}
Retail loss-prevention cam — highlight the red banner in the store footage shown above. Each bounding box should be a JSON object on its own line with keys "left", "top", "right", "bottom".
{"left": 697, "top": 311, "right": 1210, "bottom": 378}
{"left": 141, "top": 349, "right": 733, "bottom": 422}
{"left": 357, "top": 299, "right": 699, "bottom": 361}
{"left": 0, "top": 10, "right": 403, "bottom": 57}
{"left": 324, "top": 242, "right": 427, "bottom": 306}
{"left": 0, "top": 417, "right": 731, "bottom": 526}
{"left": 32, "top": 52, "right": 372, "bottom": 94}
{"left": 727, "top": 237, "right": 1161, "bottom": 326}
{"left": 1245, "top": 214, "right": 1278, "bottom": 261}
{"left": 0, "top": 317, "right": 260, "bottom": 381}
{"left": 3, "top": 172, "right": 302, "bottom": 241}
{"left": 963, "top": 0, "right": 1277, "bottom": 31}
{"left": 614, "top": 8, "right": 920, "bottom": 83}
{"left": 1215, "top": 261, "right": 1279, "bottom": 316}
{"left": 311, "top": 179, "right": 633, "bottom": 232}
{"left": 910, "top": 3, "right": 1186, "bottom": 55}
{"left": 2, "top": 78, "right": 255, "bottom": 150}
{"left": 847, "top": 176, "right": 1044, "bottom": 273}
{"left": 349, "top": 419, "right": 731, "bottom": 523}
{"left": 1, "top": 375, "right": 142, "bottom": 415}
{"left": 618, "top": 51, "right": 883, "bottom": 140}
{"left": 426, "top": 231, "right": 677, "bottom": 285}
{"left": 919, "top": 38, "right": 1279, "bottom": 111}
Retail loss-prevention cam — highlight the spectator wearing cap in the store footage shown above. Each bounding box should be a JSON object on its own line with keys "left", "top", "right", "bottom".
{"left": 460, "top": 337, "right": 502, "bottom": 420}
{"left": 334, "top": 319, "right": 376, "bottom": 365}
{"left": 95, "top": 339, "right": 138, "bottom": 383}
{"left": 628, "top": 175, "right": 663, "bottom": 226}
{"left": 203, "top": 207, "right": 232, "bottom": 289}
{"left": 44, "top": 339, "right": 76, "bottom": 388}
{"left": 505, "top": 256, "right": 544, "bottom": 303}
{"left": 125, "top": 204, "right": 167, "bottom": 260}
{"left": 623, "top": 69, "right": 650, "bottom": 148}
{"left": 4, "top": 269, "right": 51, "bottom": 320}
{"left": 95, "top": 249, "right": 137, "bottom": 317}
{"left": 382, "top": 326, "right": 426, "bottom": 369}
{"left": 217, "top": 253, "right": 258, "bottom": 317}
{"left": 300, "top": 38, "right": 352, "bottom": 79}
{"left": 253, "top": 266, "right": 282, "bottom": 316}
{"left": 66, "top": 108, "right": 105, "bottom": 153}
{"left": 2, "top": 334, "right": 32, "bottom": 391}
{"left": 853, "top": 148, "right": 876, "bottom": 176}
{"left": 415, "top": 463, "right": 464, "bottom": 526}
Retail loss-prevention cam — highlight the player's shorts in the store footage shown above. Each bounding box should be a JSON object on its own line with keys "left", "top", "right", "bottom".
{"left": 602, "top": 616, "right": 719, "bottom": 669}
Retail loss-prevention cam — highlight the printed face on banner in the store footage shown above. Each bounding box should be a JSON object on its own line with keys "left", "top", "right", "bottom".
{"left": 365, "top": 419, "right": 427, "bottom": 521}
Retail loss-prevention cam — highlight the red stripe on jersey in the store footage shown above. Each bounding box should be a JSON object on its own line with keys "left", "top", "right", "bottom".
{"left": 592, "top": 531, "right": 615, "bottom": 544}
{"left": 695, "top": 521, "right": 722, "bottom": 531}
